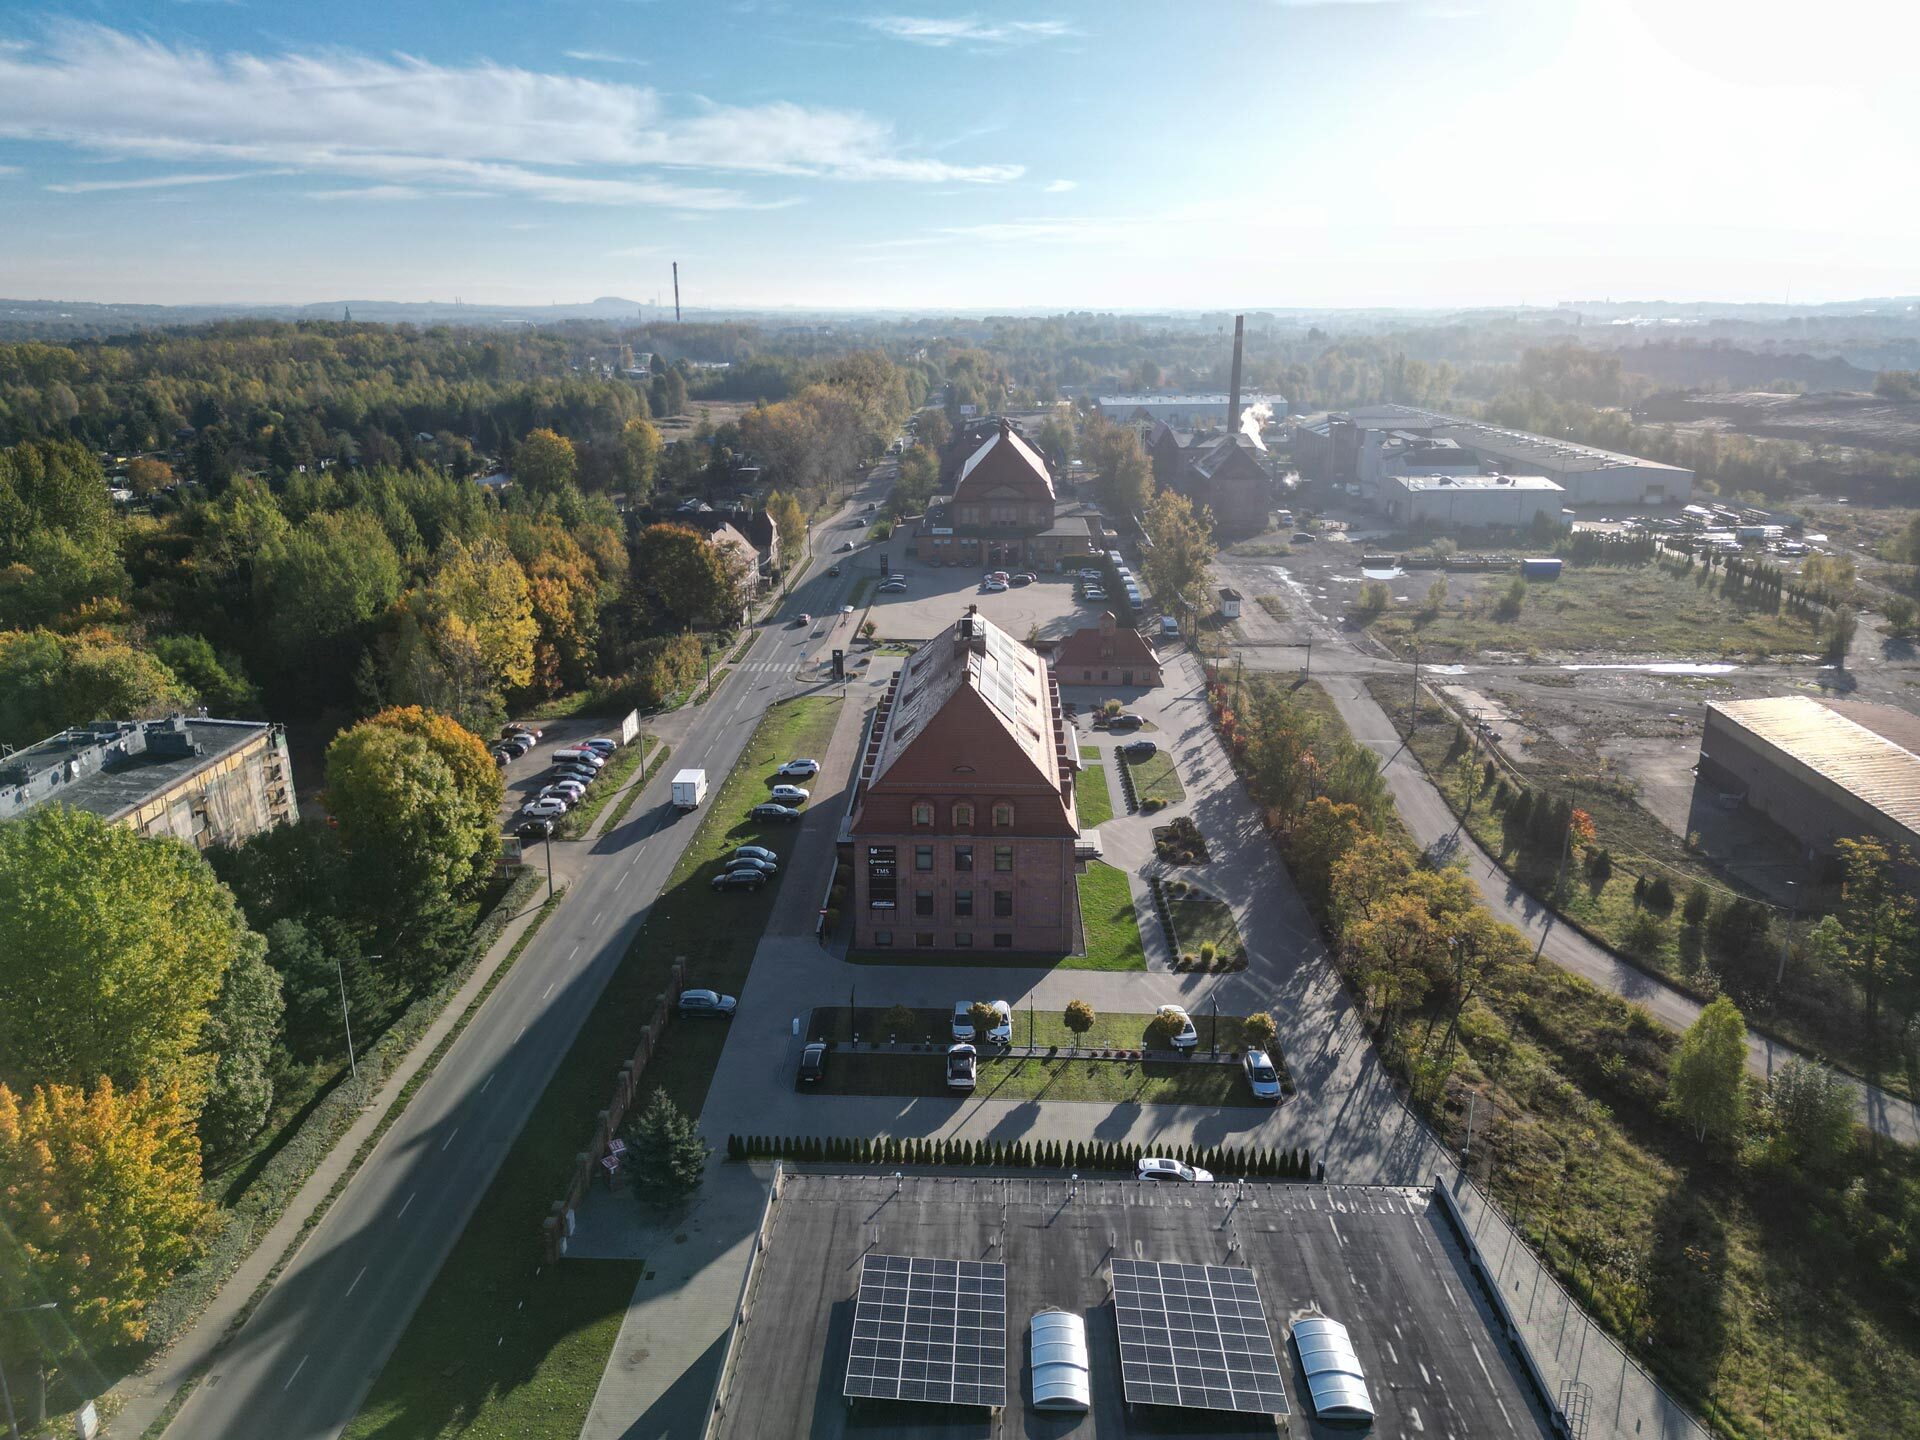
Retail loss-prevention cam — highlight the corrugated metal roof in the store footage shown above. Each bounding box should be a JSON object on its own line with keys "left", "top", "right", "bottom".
{"left": 1710, "top": 696, "right": 1920, "bottom": 833}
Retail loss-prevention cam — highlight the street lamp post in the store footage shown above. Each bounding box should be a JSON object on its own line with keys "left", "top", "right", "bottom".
{"left": 543, "top": 826, "right": 555, "bottom": 903}
{"left": 336, "top": 952, "right": 364, "bottom": 1086}
{"left": 0, "top": 1302, "right": 57, "bottom": 1440}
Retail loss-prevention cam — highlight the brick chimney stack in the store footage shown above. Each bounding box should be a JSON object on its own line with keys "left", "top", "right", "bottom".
{"left": 1227, "top": 314, "right": 1245, "bottom": 436}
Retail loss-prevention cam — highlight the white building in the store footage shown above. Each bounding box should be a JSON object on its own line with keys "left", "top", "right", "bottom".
{"left": 1094, "top": 393, "right": 1287, "bottom": 429}
{"left": 1383, "top": 473, "right": 1565, "bottom": 529}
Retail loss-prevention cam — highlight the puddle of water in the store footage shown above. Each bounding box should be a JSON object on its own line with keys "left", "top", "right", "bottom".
{"left": 1360, "top": 567, "right": 1405, "bottom": 580}
{"left": 1426, "top": 664, "right": 1468, "bottom": 675}
{"left": 1560, "top": 662, "right": 1738, "bottom": 675}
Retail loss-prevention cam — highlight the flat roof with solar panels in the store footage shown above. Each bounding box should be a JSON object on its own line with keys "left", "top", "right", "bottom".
{"left": 707, "top": 1172, "right": 1557, "bottom": 1440}
{"left": 843, "top": 1254, "right": 1006, "bottom": 1407}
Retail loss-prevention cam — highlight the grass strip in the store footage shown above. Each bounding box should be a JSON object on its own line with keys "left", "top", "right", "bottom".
{"left": 601, "top": 742, "right": 672, "bottom": 834}
{"left": 1123, "top": 748, "right": 1186, "bottom": 806}
{"left": 1075, "top": 746, "right": 1113, "bottom": 828}
{"left": 555, "top": 737, "right": 654, "bottom": 837}
{"left": 1066, "top": 860, "right": 1145, "bottom": 971}
{"left": 341, "top": 698, "right": 841, "bottom": 1440}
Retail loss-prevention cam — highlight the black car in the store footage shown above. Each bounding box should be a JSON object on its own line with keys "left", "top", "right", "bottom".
{"left": 1107, "top": 713, "right": 1145, "bottom": 731}
{"left": 516, "top": 818, "right": 553, "bottom": 842}
{"left": 1121, "top": 738, "right": 1158, "bottom": 759}
{"left": 711, "top": 869, "right": 768, "bottom": 891}
{"left": 750, "top": 802, "right": 804, "bottom": 823}
{"left": 798, "top": 1042, "right": 827, "bottom": 1084}
{"left": 552, "top": 766, "right": 598, "bottom": 785}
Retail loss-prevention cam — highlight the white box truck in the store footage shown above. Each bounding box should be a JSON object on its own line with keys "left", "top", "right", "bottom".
{"left": 670, "top": 768, "right": 708, "bottom": 811}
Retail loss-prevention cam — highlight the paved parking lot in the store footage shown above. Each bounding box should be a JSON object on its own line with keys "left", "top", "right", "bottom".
{"left": 862, "top": 547, "right": 1119, "bottom": 644}
{"left": 494, "top": 717, "right": 629, "bottom": 830}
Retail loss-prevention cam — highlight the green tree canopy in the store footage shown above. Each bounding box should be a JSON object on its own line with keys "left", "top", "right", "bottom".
{"left": 1141, "top": 488, "right": 1215, "bottom": 621}
{"left": 513, "top": 427, "right": 578, "bottom": 499}
{"left": 623, "top": 1087, "right": 707, "bottom": 1201}
{"left": 197, "top": 931, "right": 285, "bottom": 1159}
{"left": 0, "top": 805, "right": 255, "bottom": 1095}
{"left": 0, "top": 627, "right": 191, "bottom": 748}
{"left": 630, "top": 522, "right": 733, "bottom": 627}
{"left": 1667, "top": 994, "right": 1749, "bottom": 1143}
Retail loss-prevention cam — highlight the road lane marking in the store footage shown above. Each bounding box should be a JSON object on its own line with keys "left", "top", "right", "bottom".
{"left": 345, "top": 1266, "right": 367, "bottom": 1298}
{"left": 397, "top": 1192, "right": 415, "bottom": 1219}
{"left": 480, "top": 1073, "right": 494, "bottom": 1094}
{"left": 542, "top": 982, "right": 555, "bottom": 1000}
{"left": 283, "top": 1354, "right": 308, "bottom": 1390}
{"left": 593, "top": 908, "right": 604, "bottom": 924}
{"left": 514, "top": 1026, "right": 525, "bottom": 1044}
{"left": 441, "top": 1127, "right": 459, "bottom": 1151}
{"left": 569, "top": 942, "right": 580, "bottom": 959}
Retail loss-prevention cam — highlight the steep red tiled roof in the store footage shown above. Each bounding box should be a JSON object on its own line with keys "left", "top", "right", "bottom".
{"left": 1053, "top": 615, "right": 1159, "bottom": 672}
{"left": 952, "top": 419, "right": 1055, "bottom": 504}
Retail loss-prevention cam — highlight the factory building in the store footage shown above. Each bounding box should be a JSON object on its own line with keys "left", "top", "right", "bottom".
{"left": 1698, "top": 697, "right": 1920, "bottom": 858}
{"left": 1382, "top": 473, "right": 1565, "bottom": 530}
{"left": 1141, "top": 317, "right": 1283, "bottom": 537}
{"left": 1094, "top": 392, "right": 1286, "bottom": 429}
{"left": 0, "top": 714, "right": 295, "bottom": 848}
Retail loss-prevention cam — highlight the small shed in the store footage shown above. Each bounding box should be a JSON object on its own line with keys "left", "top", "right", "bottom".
{"left": 1520, "top": 557, "right": 1563, "bottom": 580}
{"left": 1218, "top": 586, "right": 1243, "bottom": 619}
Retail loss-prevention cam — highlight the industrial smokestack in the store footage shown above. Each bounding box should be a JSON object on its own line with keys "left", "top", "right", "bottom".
{"left": 1227, "top": 314, "right": 1245, "bottom": 437}
{"left": 672, "top": 262, "right": 681, "bottom": 323}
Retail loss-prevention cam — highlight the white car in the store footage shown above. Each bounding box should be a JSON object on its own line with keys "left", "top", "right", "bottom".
{"left": 983, "top": 579, "right": 1008, "bottom": 593}
{"left": 520, "top": 797, "right": 568, "bottom": 819}
{"left": 1138, "top": 1156, "right": 1214, "bottom": 1184}
{"left": 946, "top": 1043, "right": 978, "bottom": 1092}
{"left": 1155, "top": 1005, "right": 1199, "bottom": 1050}
{"left": 1242, "top": 1049, "right": 1283, "bottom": 1102}
{"left": 778, "top": 759, "right": 821, "bottom": 778}
{"left": 952, "top": 999, "right": 1013, "bottom": 1044}
{"left": 542, "top": 781, "right": 586, "bottom": 801}
{"left": 878, "top": 579, "right": 909, "bottom": 593}
{"left": 551, "top": 749, "right": 604, "bottom": 769}
{"left": 769, "top": 784, "right": 811, "bottom": 804}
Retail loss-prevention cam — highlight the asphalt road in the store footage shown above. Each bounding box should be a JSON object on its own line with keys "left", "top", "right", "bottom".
{"left": 163, "top": 480, "right": 885, "bottom": 1440}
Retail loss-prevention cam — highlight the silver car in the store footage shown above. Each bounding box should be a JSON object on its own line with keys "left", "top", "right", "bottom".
{"left": 1242, "top": 1049, "right": 1283, "bottom": 1102}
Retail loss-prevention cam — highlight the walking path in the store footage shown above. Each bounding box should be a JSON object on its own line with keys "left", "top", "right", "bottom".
{"left": 1315, "top": 670, "right": 1920, "bottom": 1146}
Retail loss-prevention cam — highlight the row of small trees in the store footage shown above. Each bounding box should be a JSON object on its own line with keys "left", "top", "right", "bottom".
{"left": 727, "top": 1133, "right": 1321, "bottom": 1180}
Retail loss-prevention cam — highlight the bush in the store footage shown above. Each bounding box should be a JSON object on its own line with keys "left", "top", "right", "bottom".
{"left": 1494, "top": 576, "right": 1528, "bottom": 620}
{"left": 1623, "top": 911, "right": 1668, "bottom": 959}
{"left": 1683, "top": 883, "right": 1711, "bottom": 926}
{"left": 1243, "top": 1010, "right": 1278, "bottom": 1052}
{"left": 879, "top": 1003, "right": 917, "bottom": 1041}
{"left": 1644, "top": 875, "right": 1675, "bottom": 913}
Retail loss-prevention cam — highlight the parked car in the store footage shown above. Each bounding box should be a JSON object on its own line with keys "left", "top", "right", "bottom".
{"left": 866, "top": 501, "right": 877, "bottom": 512}
{"left": 952, "top": 999, "right": 1014, "bottom": 1044}
{"left": 732, "top": 844, "right": 779, "bottom": 866}
{"left": 878, "top": 579, "right": 908, "bottom": 593}
{"left": 551, "top": 748, "right": 604, "bottom": 769}
{"left": 769, "top": 784, "right": 811, "bottom": 804}
{"left": 553, "top": 766, "right": 598, "bottom": 786}
{"left": 946, "top": 1043, "right": 978, "bottom": 1092}
{"left": 1082, "top": 587, "right": 1107, "bottom": 602}
{"left": 778, "top": 758, "right": 821, "bottom": 778}
{"left": 503, "top": 733, "right": 536, "bottom": 756}
{"left": 516, "top": 818, "right": 553, "bottom": 841}
{"left": 1242, "top": 1049, "right": 1283, "bottom": 1102}
{"left": 726, "top": 855, "right": 778, "bottom": 875}
{"left": 678, "top": 988, "right": 738, "bottom": 1017}
{"left": 502, "top": 722, "right": 543, "bottom": 740}
{"left": 1155, "top": 1004, "right": 1199, "bottom": 1050}
{"left": 1078, "top": 568, "right": 1102, "bottom": 580}
{"left": 983, "top": 579, "right": 1008, "bottom": 593}
{"left": 491, "top": 748, "right": 513, "bottom": 767}
{"left": 580, "top": 738, "right": 618, "bottom": 755}
{"left": 521, "top": 797, "right": 568, "bottom": 819}
{"left": 798, "top": 1042, "right": 828, "bottom": 1084}
{"left": 710, "top": 868, "right": 768, "bottom": 892}
{"left": 1011, "top": 572, "right": 1037, "bottom": 586}
{"left": 839, "top": 540, "right": 857, "bottom": 552}
{"left": 1159, "top": 615, "right": 1180, "bottom": 638}
{"left": 1292, "top": 532, "right": 1316, "bottom": 544}
{"left": 1106, "top": 713, "right": 1144, "bottom": 732}
{"left": 1121, "top": 739, "right": 1158, "bottom": 760}
{"left": 828, "top": 564, "right": 842, "bottom": 576}
{"left": 1138, "top": 1156, "right": 1214, "bottom": 1184}
{"left": 751, "top": 802, "right": 804, "bottom": 823}
{"left": 542, "top": 780, "right": 586, "bottom": 801}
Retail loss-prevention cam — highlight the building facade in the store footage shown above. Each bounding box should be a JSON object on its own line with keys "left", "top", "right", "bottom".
{"left": 1698, "top": 697, "right": 1920, "bottom": 858}
{"left": 847, "top": 609, "right": 1081, "bottom": 954}
{"left": 1050, "top": 611, "right": 1163, "bottom": 688}
{"left": 909, "top": 420, "right": 1109, "bottom": 570}
{"left": 0, "top": 715, "right": 295, "bottom": 848}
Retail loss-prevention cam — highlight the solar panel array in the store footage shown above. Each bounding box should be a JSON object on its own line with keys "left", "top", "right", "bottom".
{"left": 1111, "top": 1258, "right": 1289, "bottom": 1415}
{"left": 844, "top": 1254, "right": 1006, "bottom": 1407}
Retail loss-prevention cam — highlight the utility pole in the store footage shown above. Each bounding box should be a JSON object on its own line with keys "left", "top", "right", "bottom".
{"left": 336, "top": 952, "right": 364, "bottom": 1085}
{"left": 672, "top": 261, "right": 681, "bottom": 323}
{"left": 1408, "top": 644, "right": 1420, "bottom": 734}
{"left": 849, "top": 983, "right": 857, "bottom": 1045}
{"left": 543, "top": 827, "right": 555, "bottom": 902}
{"left": 1303, "top": 633, "right": 1312, "bottom": 680}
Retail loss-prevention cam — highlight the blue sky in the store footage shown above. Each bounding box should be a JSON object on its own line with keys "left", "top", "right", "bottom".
{"left": 0, "top": 0, "right": 1914, "bottom": 309}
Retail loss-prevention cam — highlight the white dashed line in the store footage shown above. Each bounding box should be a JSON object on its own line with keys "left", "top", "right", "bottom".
{"left": 283, "top": 1354, "right": 308, "bottom": 1390}
{"left": 480, "top": 1073, "right": 494, "bottom": 1094}
{"left": 441, "top": 1127, "right": 460, "bottom": 1152}
{"left": 542, "top": 982, "right": 554, "bottom": 1000}
{"left": 345, "top": 1267, "right": 367, "bottom": 1299}
{"left": 397, "top": 1192, "right": 415, "bottom": 1219}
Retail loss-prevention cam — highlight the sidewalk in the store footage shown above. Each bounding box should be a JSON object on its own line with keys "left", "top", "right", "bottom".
{"left": 105, "top": 874, "right": 573, "bottom": 1438}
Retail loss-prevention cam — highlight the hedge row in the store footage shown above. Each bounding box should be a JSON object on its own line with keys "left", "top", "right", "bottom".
{"left": 727, "top": 1133, "right": 1320, "bottom": 1180}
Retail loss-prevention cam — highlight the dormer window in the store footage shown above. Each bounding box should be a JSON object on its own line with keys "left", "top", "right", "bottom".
{"left": 992, "top": 801, "right": 1014, "bottom": 828}
{"left": 912, "top": 801, "right": 934, "bottom": 827}
{"left": 952, "top": 802, "right": 975, "bottom": 828}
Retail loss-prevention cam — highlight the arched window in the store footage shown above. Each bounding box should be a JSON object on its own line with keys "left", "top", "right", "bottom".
{"left": 952, "top": 801, "right": 975, "bottom": 828}
{"left": 911, "top": 801, "right": 934, "bottom": 827}
{"left": 992, "top": 801, "right": 1015, "bottom": 828}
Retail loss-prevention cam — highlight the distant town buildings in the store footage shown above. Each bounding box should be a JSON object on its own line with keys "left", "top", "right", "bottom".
{"left": 1699, "top": 696, "right": 1920, "bottom": 859}
{"left": 0, "top": 715, "right": 294, "bottom": 849}
{"left": 1094, "top": 393, "right": 1287, "bottom": 428}
{"left": 845, "top": 609, "right": 1081, "bottom": 954}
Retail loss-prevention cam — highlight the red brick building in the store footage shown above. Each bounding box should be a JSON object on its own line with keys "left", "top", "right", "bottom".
{"left": 951, "top": 419, "right": 1056, "bottom": 530}
{"left": 1050, "top": 612, "right": 1163, "bottom": 688}
{"left": 848, "top": 608, "right": 1081, "bottom": 954}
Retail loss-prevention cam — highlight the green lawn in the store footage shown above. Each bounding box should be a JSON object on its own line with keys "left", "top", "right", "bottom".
{"left": 801, "top": 1007, "right": 1262, "bottom": 1105}
{"left": 1069, "top": 861, "right": 1145, "bottom": 970}
{"left": 341, "top": 696, "right": 841, "bottom": 1440}
{"left": 1367, "top": 560, "right": 1825, "bottom": 660}
{"left": 1167, "top": 894, "right": 1245, "bottom": 963}
{"left": 1076, "top": 746, "right": 1113, "bottom": 827}
{"left": 1122, "top": 749, "right": 1186, "bottom": 806}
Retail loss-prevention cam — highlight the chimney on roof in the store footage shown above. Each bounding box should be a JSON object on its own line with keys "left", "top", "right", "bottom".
{"left": 958, "top": 603, "right": 980, "bottom": 647}
{"left": 998, "top": 417, "right": 1013, "bottom": 441}
{"left": 1227, "top": 314, "right": 1245, "bottom": 437}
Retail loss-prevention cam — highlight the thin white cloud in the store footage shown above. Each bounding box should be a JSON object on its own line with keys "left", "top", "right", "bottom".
{"left": 0, "top": 163, "right": 21, "bottom": 176}
{"left": 865, "top": 16, "right": 1077, "bottom": 48}
{"left": 564, "top": 49, "right": 649, "bottom": 66}
{"left": 1044, "top": 178, "right": 1075, "bottom": 193}
{"left": 47, "top": 169, "right": 281, "bottom": 193}
{"left": 0, "top": 24, "right": 1021, "bottom": 209}
{"left": 306, "top": 185, "right": 433, "bottom": 201}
